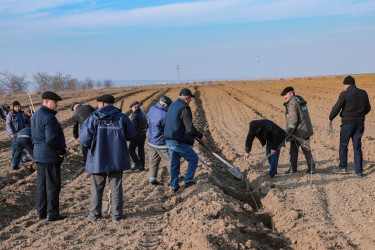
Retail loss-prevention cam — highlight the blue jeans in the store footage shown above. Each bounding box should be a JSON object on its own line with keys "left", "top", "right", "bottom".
{"left": 13, "top": 136, "right": 34, "bottom": 169}
{"left": 266, "top": 145, "right": 281, "bottom": 177}
{"left": 339, "top": 123, "right": 364, "bottom": 173}
{"left": 166, "top": 140, "right": 198, "bottom": 189}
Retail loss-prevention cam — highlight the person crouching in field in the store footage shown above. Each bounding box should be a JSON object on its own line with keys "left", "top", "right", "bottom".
{"left": 244, "top": 119, "right": 286, "bottom": 178}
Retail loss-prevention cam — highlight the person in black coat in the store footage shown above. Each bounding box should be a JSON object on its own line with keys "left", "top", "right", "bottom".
{"left": 31, "top": 91, "right": 67, "bottom": 221}
{"left": 329, "top": 76, "right": 371, "bottom": 177}
{"left": 129, "top": 101, "right": 148, "bottom": 171}
{"left": 244, "top": 119, "right": 286, "bottom": 178}
{"left": 71, "top": 102, "right": 95, "bottom": 166}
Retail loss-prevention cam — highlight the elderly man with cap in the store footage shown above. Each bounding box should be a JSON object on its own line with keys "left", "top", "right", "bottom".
{"left": 129, "top": 100, "right": 148, "bottom": 171}
{"left": 329, "top": 76, "right": 371, "bottom": 177}
{"left": 281, "top": 86, "right": 316, "bottom": 174}
{"left": 6, "top": 101, "right": 30, "bottom": 170}
{"left": 244, "top": 119, "right": 286, "bottom": 178}
{"left": 164, "top": 88, "right": 206, "bottom": 192}
{"left": 31, "top": 91, "right": 67, "bottom": 221}
{"left": 71, "top": 101, "right": 95, "bottom": 166}
{"left": 80, "top": 94, "right": 136, "bottom": 222}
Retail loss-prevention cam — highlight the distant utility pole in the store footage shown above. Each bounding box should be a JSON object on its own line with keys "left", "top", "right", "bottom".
{"left": 176, "top": 65, "right": 182, "bottom": 83}
{"left": 255, "top": 56, "right": 260, "bottom": 80}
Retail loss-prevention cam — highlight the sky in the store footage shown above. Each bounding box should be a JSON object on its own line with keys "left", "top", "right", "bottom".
{"left": 0, "top": 0, "right": 375, "bottom": 83}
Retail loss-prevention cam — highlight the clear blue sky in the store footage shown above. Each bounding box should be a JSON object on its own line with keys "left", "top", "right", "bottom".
{"left": 0, "top": 0, "right": 374, "bottom": 82}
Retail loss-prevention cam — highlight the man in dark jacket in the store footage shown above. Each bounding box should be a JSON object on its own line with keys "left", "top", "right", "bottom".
{"left": 71, "top": 102, "right": 95, "bottom": 166}
{"left": 147, "top": 96, "right": 173, "bottom": 185}
{"left": 31, "top": 91, "right": 67, "bottom": 221}
{"left": 329, "top": 76, "right": 371, "bottom": 177}
{"left": 281, "top": 87, "right": 316, "bottom": 174}
{"left": 164, "top": 88, "right": 206, "bottom": 192}
{"left": 129, "top": 101, "right": 148, "bottom": 171}
{"left": 244, "top": 119, "right": 286, "bottom": 178}
{"left": 12, "top": 127, "right": 34, "bottom": 170}
{"left": 80, "top": 94, "right": 136, "bottom": 222}
{"left": 6, "top": 101, "right": 30, "bottom": 169}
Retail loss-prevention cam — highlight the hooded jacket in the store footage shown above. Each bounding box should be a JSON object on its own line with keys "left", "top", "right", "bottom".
{"left": 284, "top": 95, "right": 314, "bottom": 140}
{"left": 148, "top": 103, "right": 168, "bottom": 149}
{"left": 31, "top": 105, "right": 66, "bottom": 164}
{"left": 80, "top": 105, "right": 136, "bottom": 174}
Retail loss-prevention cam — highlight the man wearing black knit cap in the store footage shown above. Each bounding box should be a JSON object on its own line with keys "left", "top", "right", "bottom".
{"left": 329, "top": 76, "right": 371, "bottom": 177}
{"left": 31, "top": 91, "right": 67, "bottom": 221}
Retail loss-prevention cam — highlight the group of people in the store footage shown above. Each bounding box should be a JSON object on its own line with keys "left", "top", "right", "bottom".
{"left": 3, "top": 75, "right": 370, "bottom": 222}
{"left": 244, "top": 75, "right": 371, "bottom": 179}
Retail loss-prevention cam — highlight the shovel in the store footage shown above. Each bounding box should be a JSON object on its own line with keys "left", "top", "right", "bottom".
{"left": 195, "top": 137, "right": 243, "bottom": 179}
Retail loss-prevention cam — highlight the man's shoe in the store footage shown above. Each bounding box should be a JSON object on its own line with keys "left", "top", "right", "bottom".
{"left": 149, "top": 180, "right": 161, "bottom": 186}
{"left": 352, "top": 171, "right": 364, "bottom": 178}
{"left": 132, "top": 166, "right": 144, "bottom": 171}
{"left": 87, "top": 216, "right": 97, "bottom": 223}
{"left": 332, "top": 167, "right": 349, "bottom": 174}
{"left": 46, "top": 214, "right": 68, "bottom": 221}
{"left": 37, "top": 214, "right": 46, "bottom": 220}
{"left": 284, "top": 168, "right": 297, "bottom": 174}
{"left": 12, "top": 167, "right": 20, "bottom": 170}
{"left": 178, "top": 175, "right": 184, "bottom": 182}
{"left": 306, "top": 168, "right": 316, "bottom": 174}
{"left": 22, "top": 156, "right": 31, "bottom": 162}
{"left": 172, "top": 187, "right": 180, "bottom": 192}
{"left": 79, "top": 161, "right": 86, "bottom": 166}
{"left": 184, "top": 181, "right": 196, "bottom": 188}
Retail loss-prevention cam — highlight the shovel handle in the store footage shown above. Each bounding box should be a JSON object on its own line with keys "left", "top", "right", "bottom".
{"left": 194, "top": 137, "right": 233, "bottom": 169}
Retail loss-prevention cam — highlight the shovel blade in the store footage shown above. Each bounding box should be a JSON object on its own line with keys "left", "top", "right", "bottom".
{"left": 228, "top": 165, "right": 243, "bottom": 179}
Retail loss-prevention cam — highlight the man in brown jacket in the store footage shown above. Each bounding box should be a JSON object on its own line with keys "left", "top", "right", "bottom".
{"left": 281, "top": 87, "right": 315, "bottom": 174}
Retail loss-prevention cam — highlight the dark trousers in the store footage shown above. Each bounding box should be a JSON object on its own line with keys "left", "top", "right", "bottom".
{"left": 339, "top": 123, "right": 364, "bottom": 173}
{"left": 36, "top": 163, "right": 61, "bottom": 217}
{"left": 129, "top": 133, "right": 146, "bottom": 168}
{"left": 290, "top": 138, "right": 315, "bottom": 170}
{"left": 13, "top": 137, "right": 34, "bottom": 169}
{"left": 82, "top": 147, "right": 88, "bottom": 162}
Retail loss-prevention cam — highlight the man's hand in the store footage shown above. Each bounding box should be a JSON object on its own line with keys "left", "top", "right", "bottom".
{"left": 10, "top": 134, "right": 14, "bottom": 138}
{"left": 271, "top": 149, "right": 276, "bottom": 155}
{"left": 59, "top": 154, "right": 65, "bottom": 158}
{"left": 200, "top": 135, "right": 207, "bottom": 144}
{"left": 244, "top": 153, "right": 250, "bottom": 160}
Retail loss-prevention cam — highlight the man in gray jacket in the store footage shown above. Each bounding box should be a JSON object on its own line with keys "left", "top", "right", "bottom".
{"left": 281, "top": 87, "right": 315, "bottom": 174}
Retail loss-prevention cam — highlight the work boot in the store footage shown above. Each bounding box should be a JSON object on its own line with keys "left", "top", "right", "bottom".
{"left": 284, "top": 167, "right": 297, "bottom": 174}
{"left": 306, "top": 165, "right": 316, "bottom": 174}
{"left": 332, "top": 167, "right": 348, "bottom": 174}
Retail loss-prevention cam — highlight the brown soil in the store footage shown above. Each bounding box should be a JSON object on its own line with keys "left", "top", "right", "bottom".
{"left": 0, "top": 74, "right": 375, "bottom": 249}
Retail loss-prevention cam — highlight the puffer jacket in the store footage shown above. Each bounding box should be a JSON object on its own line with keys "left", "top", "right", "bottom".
{"left": 31, "top": 105, "right": 66, "bottom": 164}
{"left": 148, "top": 103, "right": 168, "bottom": 149}
{"left": 131, "top": 108, "right": 148, "bottom": 135}
{"left": 284, "top": 95, "right": 314, "bottom": 140}
{"left": 72, "top": 104, "right": 96, "bottom": 138}
{"left": 80, "top": 105, "right": 136, "bottom": 174}
{"left": 6, "top": 110, "right": 30, "bottom": 139}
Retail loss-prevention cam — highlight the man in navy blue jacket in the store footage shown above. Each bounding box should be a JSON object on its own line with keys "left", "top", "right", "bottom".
{"left": 80, "top": 94, "right": 136, "bottom": 222}
{"left": 31, "top": 91, "right": 67, "bottom": 221}
{"left": 12, "top": 127, "right": 34, "bottom": 170}
{"left": 164, "top": 88, "right": 206, "bottom": 192}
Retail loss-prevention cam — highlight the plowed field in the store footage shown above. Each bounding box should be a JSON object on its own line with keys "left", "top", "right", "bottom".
{"left": 1, "top": 74, "right": 374, "bottom": 249}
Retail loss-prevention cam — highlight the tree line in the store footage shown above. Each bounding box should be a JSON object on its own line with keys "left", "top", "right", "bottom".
{"left": 0, "top": 71, "right": 113, "bottom": 95}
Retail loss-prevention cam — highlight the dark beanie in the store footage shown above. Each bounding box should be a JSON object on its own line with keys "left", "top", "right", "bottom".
{"left": 42, "top": 91, "right": 62, "bottom": 101}
{"left": 280, "top": 87, "right": 294, "bottom": 96}
{"left": 12, "top": 101, "right": 21, "bottom": 107}
{"left": 129, "top": 101, "right": 139, "bottom": 108}
{"left": 97, "top": 94, "right": 115, "bottom": 104}
{"left": 249, "top": 120, "right": 261, "bottom": 134}
{"left": 343, "top": 75, "right": 355, "bottom": 85}
{"left": 71, "top": 102, "right": 79, "bottom": 111}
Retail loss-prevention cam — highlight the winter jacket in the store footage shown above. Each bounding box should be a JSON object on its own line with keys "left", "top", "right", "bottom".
{"left": 164, "top": 98, "right": 203, "bottom": 146}
{"left": 80, "top": 105, "right": 136, "bottom": 174}
{"left": 131, "top": 108, "right": 148, "bottom": 135}
{"left": 329, "top": 85, "right": 371, "bottom": 124}
{"left": 6, "top": 110, "right": 30, "bottom": 139}
{"left": 72, "top": 104, "right": 96, "bottom": 138}
{"left": 148, "top": 103, "right": 168, "bottom": 149}
{"left": 284, "top": 95, "right": 314, "bottom": 140}
{"left": 31, "top": 105, "right": 66, "bottom": 164}
{"left": 245, "top": 119, "right": 286, "bottom": 153}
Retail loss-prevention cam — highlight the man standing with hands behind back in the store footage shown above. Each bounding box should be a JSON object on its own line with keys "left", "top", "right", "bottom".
{"left": 31, "top": 91, "right": 67, "bottom": 221}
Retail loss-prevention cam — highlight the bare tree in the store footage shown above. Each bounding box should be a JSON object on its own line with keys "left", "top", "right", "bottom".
{"left": 103, "top": 79, "right": 112, "bottom": 88}
{"left": 84, "top": 77, "right": 94, "bottom": 89}
{"left": 0, "top": 71, "right": 28, "bottom": 95}
{"left": 51, "top": 72, "right": 70, "bottom": 92}
{"left": 66, "top": 78, "right": 78, "bottom": 91}
{"left": 33, "top": 71, "right": 51, "bottom": 92}
{"left": 96, "top": 80, "right": 102, "bottom": 89}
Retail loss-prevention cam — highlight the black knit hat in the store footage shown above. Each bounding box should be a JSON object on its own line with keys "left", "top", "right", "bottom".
{"left": 97, "top": 94, "right": 114, "bottom": 104}
{"left": 280, "top": 87, "right": 294, "bottom": 96}
{"left": 249, "top": 120, "right": 261, "bottom": 134}
{"left": 71, "top": 102, "right": 79, "bottom": 111}
{"left": 129, "top": 101, "right": 139, "bottom": 108}
{"left": 42, "top": 91, "right": 62, "bottom": 101}
{"left": 12, "top": 101, "right": 21, "bottom": 107}
{"left": 343, "top": 76, "right": 355, "bottom": 85}
{"left": 179, "top": 88, "right": 195, "bottom": 97}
